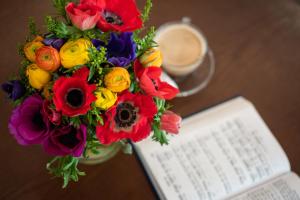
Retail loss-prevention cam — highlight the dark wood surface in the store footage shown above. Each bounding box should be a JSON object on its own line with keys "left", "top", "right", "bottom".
{"left": 1, "top": 0, "right": 300, "bottom": 199}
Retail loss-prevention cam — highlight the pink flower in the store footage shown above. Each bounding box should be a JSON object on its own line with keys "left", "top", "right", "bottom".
{"left": 66, "top": 2, "right": 101, "bottom": 31}
{"left": 160, "top": 110, "right": 182, "bottom": 134}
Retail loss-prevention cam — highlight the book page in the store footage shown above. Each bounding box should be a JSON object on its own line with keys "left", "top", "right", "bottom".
{"left": 230, "top": 172, "right": 300, "bottom": 200}
{"left": 134, "top": 97, "right": 290, "bottom": 200}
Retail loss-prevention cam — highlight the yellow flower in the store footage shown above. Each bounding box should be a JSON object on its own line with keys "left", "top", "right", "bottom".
{"left": 104, "top": 67, "right": 131, "bottom": 93}
{"left": 139, "top": 48, "right": 163, "bottom": 67}
{"left": 95, "top": 88, "right": 117, "bottom": 110}
{"left": 26, "top": 64, "right": 51, "bottom": 90}
{"left": 23, "top": 36, "right": 44, "bottom": 62}
{"left": 60, "top": 38, "right": 91, "bottom": 68}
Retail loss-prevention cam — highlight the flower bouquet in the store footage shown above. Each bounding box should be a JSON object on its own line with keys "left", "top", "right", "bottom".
{"left": 2, "top": 0, "right": 181, "bottom": 187}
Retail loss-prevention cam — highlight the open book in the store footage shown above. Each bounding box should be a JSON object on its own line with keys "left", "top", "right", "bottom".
{"left": 134, "top": 97, "right": 300, "bottom": 200}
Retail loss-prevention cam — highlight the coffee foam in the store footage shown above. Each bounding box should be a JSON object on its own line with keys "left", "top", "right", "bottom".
{"left": 155, "top": 23, "right": 207, "bottom": 76}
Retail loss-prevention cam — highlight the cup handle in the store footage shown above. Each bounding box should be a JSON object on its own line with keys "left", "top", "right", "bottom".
{"left": 182, "top": 17, "right": 191, "bottom": 24}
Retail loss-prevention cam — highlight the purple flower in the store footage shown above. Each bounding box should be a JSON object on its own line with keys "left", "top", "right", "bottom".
{"left": 43, "top": 38, "right": 66, "bottom": 50}
{"left": 91, "top": 39, "right": 105, "bottom": 50}
{"left": 106, "top": 32, "right": 136, "bottom": 67}
{"left": 43, "top": 125, "right": 86, "bottom": 157}
{"left": 9, "top": 95, "right": 50, "bottom": 145}
{"left": 1, "top": 80, "right": 25, "bottom": 101}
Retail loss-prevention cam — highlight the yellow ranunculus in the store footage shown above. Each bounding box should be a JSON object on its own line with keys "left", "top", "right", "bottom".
{"left": 60, "top": 38, "right": 91, "bottom": 68}
{"left": 104, "top": 67, "right": 131, "bottom": 93}
{"left": 139, "top": 48, "right": 163, "bottom": 67}
{"left": 26, "top": 64, "right": 51, "bottom": 90}
{"left": 95, "top": 88, "right": 117, "bottom": 110}
{"left": 23, "top": 36, "right": 44, "bottom": 62}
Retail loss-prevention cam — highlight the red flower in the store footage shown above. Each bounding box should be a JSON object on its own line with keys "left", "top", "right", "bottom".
{"left": 96, "top": 91, "right": 157, "bottom": 145}
{"left": 66, "top": 2, "right": 101, "bottom": 31}
{"left": 80, "top": 0, "right": 142, "bottom": 32}
{"left": 160, "top": 110, "right": 181, "bottom": 134}
{"left": 134, "top": 60, "right": 179, "bottom": 100}
{"left": 53, "top": 67, "right": 96, "bottom": 117}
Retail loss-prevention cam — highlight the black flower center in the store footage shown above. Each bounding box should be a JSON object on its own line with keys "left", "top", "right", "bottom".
{"left": 32, "top": 111, "right": 46, "bottom": 130}
{"left": 65, "top": 88, "right": 84, "bottom": 108}
{"left": 58, "top": 127, "right": 79, "bottom": 149}
{"left": 103, "top": 10, "right": 123, "bottom": 26}
{"left": 115, "top": 103, "right": 137, "bottom": 128}
{"left": 151, "top": 79, "right": 159, "bottom": 90}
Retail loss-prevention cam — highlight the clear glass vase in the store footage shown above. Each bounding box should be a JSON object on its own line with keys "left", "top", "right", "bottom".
{"left": 79, "top": 142, "right": 122, "bottom": 165}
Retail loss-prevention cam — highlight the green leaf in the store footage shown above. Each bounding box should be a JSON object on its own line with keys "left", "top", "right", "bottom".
{"left": 47, "top": 156, "right": 85, "bottom": 188}
{"left": 88, "top": 65, "right": 95, "bottom": 81}
{"left": 152, "top": 125, "right": 169, "bottom": 145}
{"left": 52, "top": 0, "right": 73, "bottom": 22}
{"left": 152, "top": 123, "right": 169, "bottom": 145}
{"left": 28, "top": 17, "right": 39, "bottom": 36}
{"left": 141, "top": 0, "right": 153, "bottom": 24}
{"left": 45, "top": 16, "right": 77, "bottom": 38}
{"left": 134, "top": 26, "right": 157, "bottom": 56}
{"left": 70, "top": 116, "right": 81, "bottom": 128}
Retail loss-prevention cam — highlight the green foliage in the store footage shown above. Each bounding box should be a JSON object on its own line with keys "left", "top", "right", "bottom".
{"left": 152, "top": 124, "right": 168, "bottom": 145}
{"left": 70, "top": 116, "right": 81, "bottom": 128}
{"left": 88, "top": 46, "right": 107, "bottom": 81}
{"left": 52, "top": 0, "right": 73, "bottom": 22}
{"left": 45, "top": 16, "right": 110, "bottom": 40}
{"left": 151, "top": 98, "right": 169, "bottom": 145}
{"left": 86, "top": 105, "right": 104, "bottom": 126}
{"left": 83, "top": 127, "right": 102, "bottom": 157}
{"left": 47, "top": 156, "right": 85, "bottom": 188}
{"left": 45, "top": 16, "right": 73, "bottom": 38}
{"left": 141, "top": 0, "right": 153, "bottom": 24}
{"left": 135, "top": 26, "right": 157, "bottom": 56}
{"left": 129, "top": 72, "right": 140, "bottom": 93}
{"left": 28, "top": 17, "right": 39, "bottom": 36}
{"left": 17, "top": 44, "right": 26, "bottom": 58}
{"left": 88, "top": 47, "right": 107, "bottom": 68}
{"left": 83, "top": 29, "right": 110, "bottom": 43}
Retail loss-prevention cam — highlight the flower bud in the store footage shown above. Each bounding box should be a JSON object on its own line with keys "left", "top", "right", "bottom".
{"left": 139, "top": 48, "right": 162, "bottom": 67}
{"left": 160, "top": 110, "right": 181, "bottom": 134}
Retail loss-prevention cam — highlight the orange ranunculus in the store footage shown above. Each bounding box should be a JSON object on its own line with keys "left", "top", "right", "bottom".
{"left": 36, "top": 46, "right": 61, "bottom": 72}
{"left": 23, "top": 37, "right": 44, "bottom": 62}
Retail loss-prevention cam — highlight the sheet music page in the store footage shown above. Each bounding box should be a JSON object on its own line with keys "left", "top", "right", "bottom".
{"left": 134, "top": 97, "right": 290, "bottom": 200}
{"left": 229, "top": 172, "right": 300, "bottom": 200}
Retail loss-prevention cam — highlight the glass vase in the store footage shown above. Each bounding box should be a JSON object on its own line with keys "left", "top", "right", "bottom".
{"left": 79, "top": 142, "right": 122, "bottom": 165}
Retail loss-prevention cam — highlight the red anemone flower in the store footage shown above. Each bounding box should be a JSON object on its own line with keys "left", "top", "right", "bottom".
{"left": 134, "top": 60, "right": 179, "bottom": 100}
{"left": 80, "top": 0, "right": 142, "bottom": 32}
{"left": 96, "top": 91, "right": 157, "bottom": 145}
{"left": 53, "top": 67, "right": 97, "bottom": 117}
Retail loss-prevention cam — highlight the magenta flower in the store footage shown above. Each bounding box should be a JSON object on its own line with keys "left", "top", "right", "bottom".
{"left": 8, "top": 94, "right": 50, "bottom": 145}
{"left": 43, "top": 125, "right": 86, "bottom": 157}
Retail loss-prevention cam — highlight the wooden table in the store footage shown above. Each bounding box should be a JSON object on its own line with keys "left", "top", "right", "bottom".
{"left": 1, "top": 0, "right": 300, "bottom": 199}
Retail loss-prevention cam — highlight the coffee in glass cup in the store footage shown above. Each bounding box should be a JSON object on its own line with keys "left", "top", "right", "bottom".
{"left": 155, "top": 21, "right": 208, "bottom": 76}
{"left": 155, "top": 18, "right": 215, "bottom": 97}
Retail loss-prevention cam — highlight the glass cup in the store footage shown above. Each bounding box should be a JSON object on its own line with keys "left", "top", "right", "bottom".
{"left": 155, "top": 17, "right": 215, "bottom": 97}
